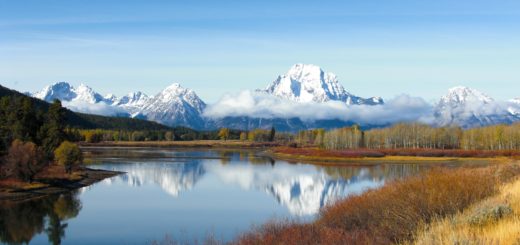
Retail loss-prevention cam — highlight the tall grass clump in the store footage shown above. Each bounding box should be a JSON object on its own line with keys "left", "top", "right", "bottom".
{"left": 233, "top": 164, "right": 520, "bottom": 245}
{"left": 413, "top": 170, "right": 520, "bottom": 245}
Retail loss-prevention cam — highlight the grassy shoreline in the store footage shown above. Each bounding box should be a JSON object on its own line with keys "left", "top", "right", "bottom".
{"left": 267, "top": 151, "right": 514, "bottom": 165}
{"left": 412, "top": 176, "right": 520, "bottom": 244}
{"left": 79, "top": 141, "right": 520, "bottom": 165}
{"left": 79, "top": 140, "right": 279, "bottom": 148}
{"left": 232, "top": 164, "right": 520, "bottom": 244}
{"left": 267, "top": 147, "right": 520, "bottom": 165}
{"left": 0, "top": 166, "right": 122, "bottom": 202}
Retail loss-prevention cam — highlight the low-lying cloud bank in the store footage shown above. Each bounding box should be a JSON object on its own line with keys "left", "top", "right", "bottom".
{"left": 63, "top": 100, "right": 128, "bottom": 117}
{"left": 203, "top": 91, "right": 434, "bottom": 125}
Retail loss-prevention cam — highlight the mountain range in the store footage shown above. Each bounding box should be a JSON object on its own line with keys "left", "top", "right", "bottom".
{"left": 27, "top": 64, "right": 520, "bottom": 130}
{"left": 0, "top": 84, "right": 171, "bottom": 131}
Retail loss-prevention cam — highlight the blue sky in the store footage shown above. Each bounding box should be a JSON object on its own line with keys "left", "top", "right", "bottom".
{"left": 1, "top": 0, "right": 519, "bottom": 102}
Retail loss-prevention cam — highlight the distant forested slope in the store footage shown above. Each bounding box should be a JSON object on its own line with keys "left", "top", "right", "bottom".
{"left": 0, "top": 84, "right": 172, "bottom": 131}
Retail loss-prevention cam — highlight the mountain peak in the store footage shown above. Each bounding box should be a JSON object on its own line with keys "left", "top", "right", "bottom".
{"left": 157, "top": 83, "right": 195, "bottom": 102}
{"left": 33, "top": 81, "right": 76, "bottom": 102}
{"left": 433, "top": 86, "right": 518, "bottom": 128}
{"left": 52, "top": 81, "right": 73, "bottom": 87}
{"left": 165, "top": 82, "right": 183, "bottom": 90}
{"left": 75, "top": 83, "right": 94, "bottom": 93}
{"left": 441, "top": 86, "right": 493, "bottom": 105}
{"left": 141, "top": 83, "right": 206, "bottom": 128}
{"left": 260, "top": 64, "right": 383, "bottom": 105}
{"left": 74, "top": 83, "right": 105, "bottom": 103}
{"left": 286, "top": 63, "right": 326, "bottom": 78}
{"left": 104, "top": 93, "right": 118, "bottom": 103}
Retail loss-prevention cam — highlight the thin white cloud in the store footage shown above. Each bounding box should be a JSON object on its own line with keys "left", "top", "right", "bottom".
{"left": 203, "top": 90, "right": 434, "bottom": 125}
{"left": 62, "top": 100, "right": 127, "bottom": 117}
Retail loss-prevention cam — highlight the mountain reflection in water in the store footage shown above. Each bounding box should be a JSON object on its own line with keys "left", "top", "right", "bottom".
{"left": 1, "top": 148, "right": 437, "bottom": 245}
{"left": 92, "top": 149, "right": 423, "bottom": 216}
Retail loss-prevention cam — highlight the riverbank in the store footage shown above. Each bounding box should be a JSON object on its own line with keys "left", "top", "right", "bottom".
{"left": 267, "top": 147, "right": 520, "bottom": 165}
{"left": 0, "top": 166, "right": 122, "bottom": 202}
{"left": 79, "top": 140, "right": 280, "bottom": 148}
{"left": 232, "top": 163, "right": 520, "bottom": 244}
{"left": 79, "top": 142, "right": 520, "bottom": 165}
{"left": 412, "top": 175, "right": 520, "bottom": 244}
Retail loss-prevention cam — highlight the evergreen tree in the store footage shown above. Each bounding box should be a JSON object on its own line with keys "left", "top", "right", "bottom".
{"left": 269, "top": 126, "right": 276, "bottom": 142}
{"left": 39, "top": 100, "right": 66, "bottom": 158}
{"left": 0, "top": 97, "right": 11, "bottom": 153}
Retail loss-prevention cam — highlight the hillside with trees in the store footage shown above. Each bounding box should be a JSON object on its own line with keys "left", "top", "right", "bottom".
{"left": 0, "top": 87, "right": 123, "bottom": 185}
{"left": 0, "top": 85, "right": 172, "bottom": 131}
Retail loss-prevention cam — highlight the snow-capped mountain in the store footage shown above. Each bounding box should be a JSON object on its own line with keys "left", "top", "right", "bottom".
{"left": 140, "top": 83, "right": 206, "bottom": 129}
{"left": 31, "top": 82, "right": 206, "bottom": 128}
{"left": 434, "top": 86, "right": 519, "bottom": 128}
{"left": 33, "top": 81, "right": 78, "bottom": 102}
{"left": 33, "top": 82, "right": 110, "bottom": 104}
{"left": 112, "top": 91, "right": 151, "bottom": 115}
{"left": 27, "top": 73, "right": 520, "bottom": 131}
{"left": 206, "top": 64, "right": 385, "bottom": 130}
{"left": 259, "top": 64, "right": 383, "bottom": 105}
{"left": 74, "top": 83, "right": 108, "bottom": 103}
{"left": 508, "top": 98, "right": 520, "bottom": 116}
{"left": 438, "top": 86, "right": 493, "bottom": 105}
{"left": 103, "top": 93, "right": 118, "bottom": 104}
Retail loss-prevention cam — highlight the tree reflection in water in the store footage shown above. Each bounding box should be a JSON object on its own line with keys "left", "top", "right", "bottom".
{"left": 0, "top": 191, "right": 82, "bottom": 245}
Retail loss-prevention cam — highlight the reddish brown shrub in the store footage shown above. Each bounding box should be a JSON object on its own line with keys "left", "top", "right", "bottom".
{"left": 273, "top": 147, "right": 520, "bottom": 159}
{"left": 233, "top": 221, "right": 379, "bottom": 245}
{"left": 232, "top": 165, "right": 520, "bottom": 245}
{"left": 318, "top": 167, "right": 504, "bottom": 243}
{"left": 4, "top": 139, "right": 46, "bottom": 181}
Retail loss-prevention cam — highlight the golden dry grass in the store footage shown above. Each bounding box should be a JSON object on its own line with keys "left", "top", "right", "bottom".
{"left": 412, "top": 176, "right": 520, "bottom": 245}
{"left": 233, "top": 165, "right": 520, "bottom": 245}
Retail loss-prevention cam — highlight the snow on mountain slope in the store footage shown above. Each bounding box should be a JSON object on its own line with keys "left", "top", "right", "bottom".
{"left": 28, "top": 78, "right": 519, "bottom": 130}
{"left": 508, "top": 98, "right": 520, "bottom": 116}
{"left": 113, "top": 91, "right": 151, "bottom": 115}
{"left": 74, "top": 83, "right": 107, "bottom": 103}
{"left": 33, "top": 82, "right": 109, "bottom": 104}
{"left": 103, "top": 93, "right": 118, "bottom": 104}
{"left": 32, "top": 82, "right": 128, "bottom": 116}
{"left": 259, "top": 64, "right": 383, "bottom": 105}
{"left": 438, "top": 86, "right": 493, "bottom": 105}
{"left": 33, "top": 82, "right": 77, "bottom": 102}
{"left": 31, "top": 82, "right": 206, "bottom": 127}
{"left": 140, "top": 83, "right": 206, "bottom": 128}
{"left": 434, "top": 86, "right": 519, "bottom": 128}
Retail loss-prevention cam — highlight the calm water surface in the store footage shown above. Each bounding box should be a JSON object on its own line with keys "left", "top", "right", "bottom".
{"left": 0, "top": 147, "right": 482, "bottom": 245}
